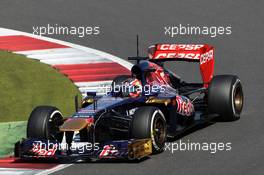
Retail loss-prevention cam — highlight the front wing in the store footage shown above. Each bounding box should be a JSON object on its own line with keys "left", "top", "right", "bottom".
{"left": 15, "top": 138, "right": 152, "bottom": 160}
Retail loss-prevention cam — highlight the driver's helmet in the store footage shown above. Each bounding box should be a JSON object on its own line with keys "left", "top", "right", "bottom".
{"left": 123, "top": 77, "right": 142, "bottom": 98}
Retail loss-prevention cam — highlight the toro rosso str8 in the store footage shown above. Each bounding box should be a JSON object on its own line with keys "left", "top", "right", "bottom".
{"left": 14, "top": 44, "right": 243, "bottom": 160}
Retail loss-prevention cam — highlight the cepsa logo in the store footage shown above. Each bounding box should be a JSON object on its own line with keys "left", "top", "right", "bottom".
{"left": 154, "top": 44, "right": 205, "bottom": 59}
{"left": 154, "top": 44, "right": 214, "bottom": 64}
{"left": 157, "top": 44, "right": 205, "bottom": 51}
{"left": 154, "top": 52, "right": 201, "bottom": 59}
{"left": 200, "top": 49, "right": 214, "bottom": 65}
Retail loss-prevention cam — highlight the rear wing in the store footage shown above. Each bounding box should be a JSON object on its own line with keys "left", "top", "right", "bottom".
{"left": 149, "top": 44, "right": 214, "bottom": 86}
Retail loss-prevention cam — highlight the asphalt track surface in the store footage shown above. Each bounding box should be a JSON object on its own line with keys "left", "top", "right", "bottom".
{"left": 1, "top": 0, "right": 264, "bottom": 175}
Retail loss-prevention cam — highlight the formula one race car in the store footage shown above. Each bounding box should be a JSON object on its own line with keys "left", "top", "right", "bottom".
{"left": 14, "top": 44, "right": 243, "bottom": 160}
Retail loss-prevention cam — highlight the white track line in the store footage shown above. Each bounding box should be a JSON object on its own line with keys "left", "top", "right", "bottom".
{"left": 35, "top": 164, "right": 74, "bottom": 175}
{"left": 16, "top": 48, "right": 87, "bottom": 55}
{"left": 74, "top": 81, "right": 112, "bottom": 87}
{"left": 17, "top": 48, "right": 106, "bottom": 61}
{"left": 0, "top": 168, "right": 42, "bottom": 175}
{"left": 40, "top": 56, "right": 112, "bottom": 65}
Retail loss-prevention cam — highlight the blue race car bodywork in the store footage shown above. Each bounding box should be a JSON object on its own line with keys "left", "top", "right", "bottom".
{"left": 15, "top": 44, "right": 243, "bottom": 160}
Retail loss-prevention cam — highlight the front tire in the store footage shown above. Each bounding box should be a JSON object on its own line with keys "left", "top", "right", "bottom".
{"left": 208, "top": 75, "right": 243, "bottom": 121}
{"left": 131, "top": 106, "right": 167, "bottom": 153}
{"left": 27, "top": 106, "right": 63, "bottom": 141}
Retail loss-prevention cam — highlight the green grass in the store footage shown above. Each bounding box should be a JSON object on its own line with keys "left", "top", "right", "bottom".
{"left": 0, "top": 51, "right": 82, "bottom": 122}
{"left": 0, "top": 121, "right": 27, "bottom": 156}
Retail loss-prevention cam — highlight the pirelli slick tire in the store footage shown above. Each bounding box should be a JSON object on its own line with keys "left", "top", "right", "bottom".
{"left": 131, "top": 106, "right": 167, "bottom": 153}
{"left": 208, "top": 75, "right": 243, "bottom": 121}
{"left": 27, "top": 106, "right": 64, "bottom": 141}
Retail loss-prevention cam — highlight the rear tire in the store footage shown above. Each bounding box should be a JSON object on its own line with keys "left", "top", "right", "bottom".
{"left": 208, "top": 75, "right": 243, "bottom": 121}
{"left": 27, "top": 106, "right": 63, "bottom": 141}
{"left": 131, "top": 106, "right": 167, "bottom": 153}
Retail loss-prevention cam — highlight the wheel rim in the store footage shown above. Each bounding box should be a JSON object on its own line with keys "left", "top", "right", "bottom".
{"left": 153, "top": 115, "right": 166, "bottom": 148}
{"left": 233, "top": 83, "right": 243, "bottom": 114}
{"left": 47, "top": 111, "right": 63, "bottom": 140}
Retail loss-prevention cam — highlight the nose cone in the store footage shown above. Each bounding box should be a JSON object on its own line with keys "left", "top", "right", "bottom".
{"left": 59, "top": 118, "right": 93, "bottom": 132}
